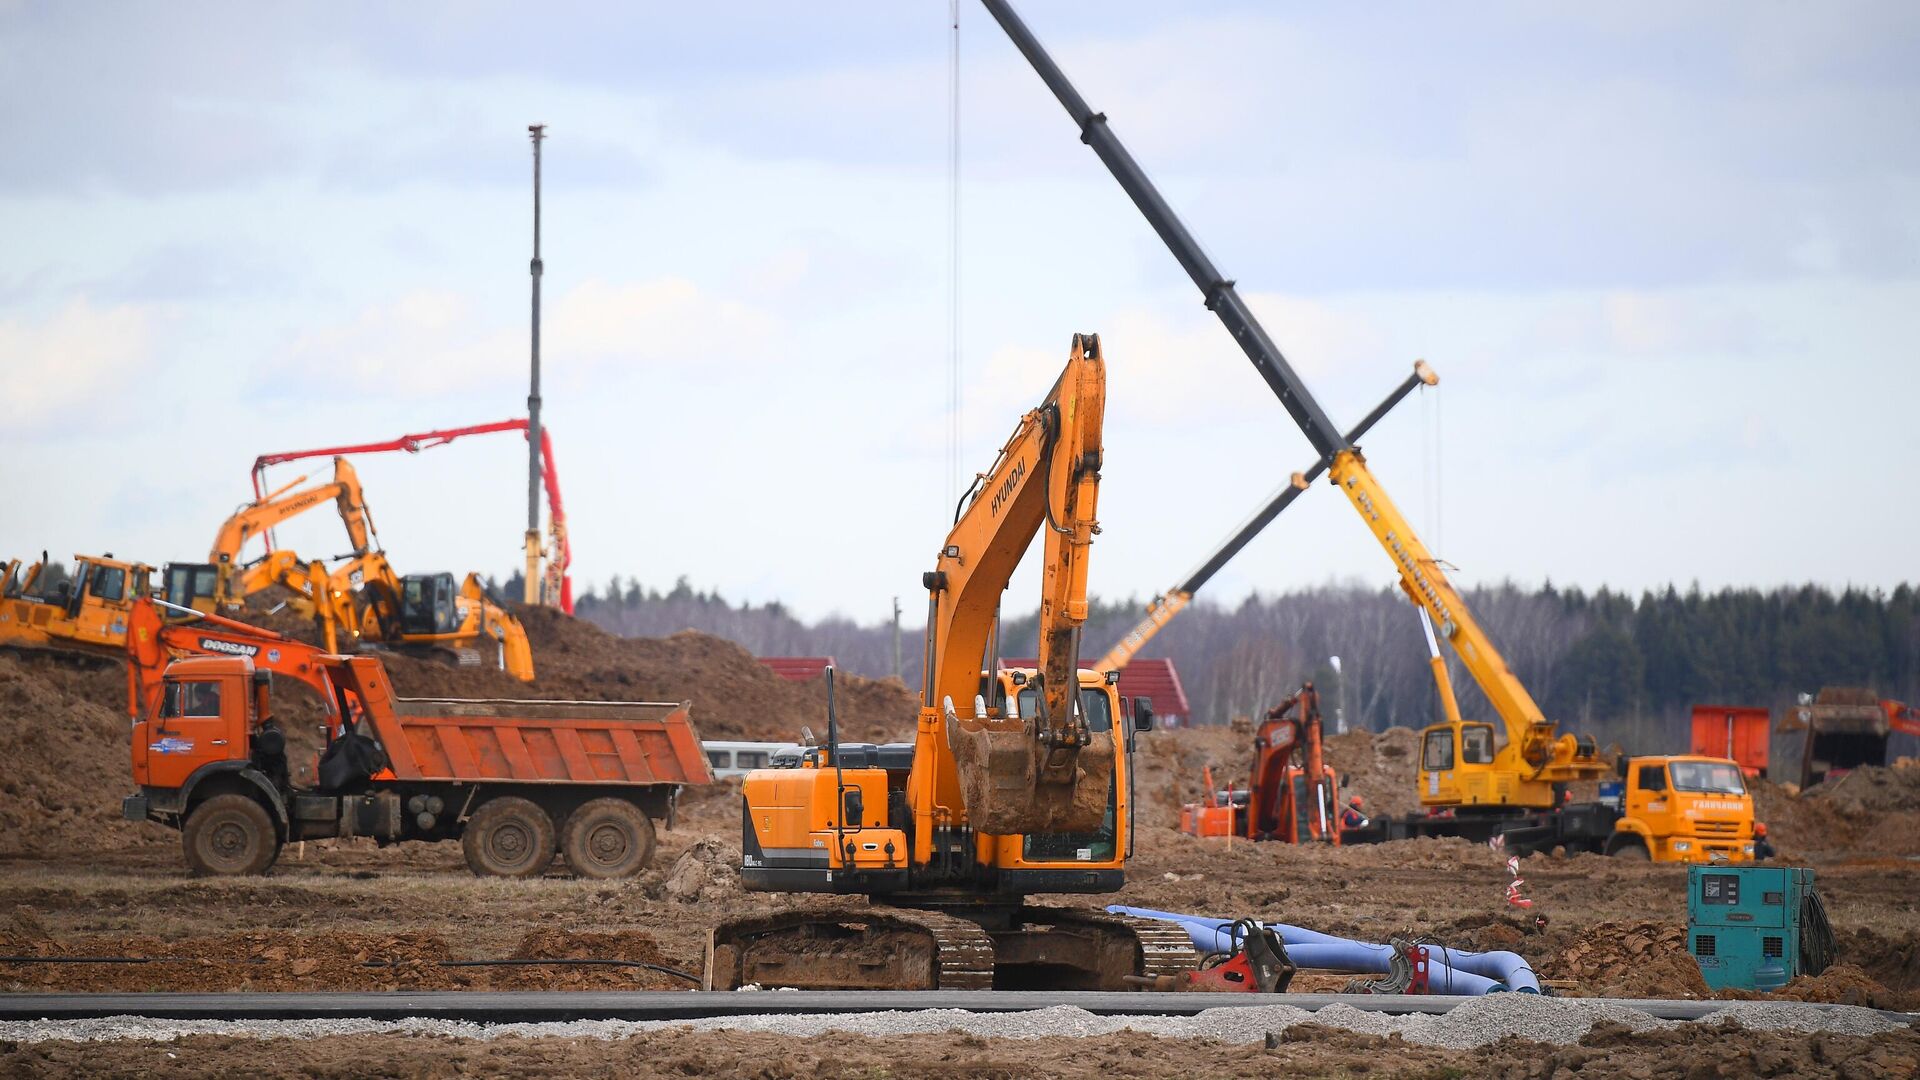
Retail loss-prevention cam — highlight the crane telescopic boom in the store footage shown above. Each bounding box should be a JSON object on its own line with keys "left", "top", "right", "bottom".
{"left": 985, "top": 0, "right": 1604, "bottom": 803}
{"left": 1094, "top": 361, "right": 1435, "bottom": 673}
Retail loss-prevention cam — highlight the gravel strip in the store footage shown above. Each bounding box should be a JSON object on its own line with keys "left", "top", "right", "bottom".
{"left": 0, "top": 997, "right": 1908, "bottom": 1047}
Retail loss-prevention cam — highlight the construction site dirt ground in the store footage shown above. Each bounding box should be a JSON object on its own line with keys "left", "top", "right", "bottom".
{"left": 4, "top": 613, "right": 1919, "bottom": 1073}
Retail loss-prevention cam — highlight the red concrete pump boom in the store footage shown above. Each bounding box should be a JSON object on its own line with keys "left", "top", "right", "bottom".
{"left": 249, "top": 420, "right": 574, "bottom": 613}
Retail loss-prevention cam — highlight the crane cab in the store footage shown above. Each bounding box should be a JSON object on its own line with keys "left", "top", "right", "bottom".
{"left": 162, "top": 561, "right": 222, "bottom": 613}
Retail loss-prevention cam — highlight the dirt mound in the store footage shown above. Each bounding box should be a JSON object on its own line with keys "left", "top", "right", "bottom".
{"left": 1324, "top": 726, "right": 1421, "bottom": 818}
{"left": 0, "top": 653, "right": 163, "bottom": 856}
{"left": 369, "top": 605, "right": 917, "bottom": 744}
{"left": 1750, "top": 766, "right": 1920, "bottom": 857}
{"left": 1802, "top": 763, "right": 1920, "bottom": 815}
{"left": 1763, "top": 963, "right": 1920, "bottom": 1011}
{"left": 1131, "top": 726, "right": 1247, "bottom": 828}
{"left": 1538, "top": 921, "right": 1711, "bottom": 998}
{"left": 656, "top": 836, "right": 743, "bottom": 905}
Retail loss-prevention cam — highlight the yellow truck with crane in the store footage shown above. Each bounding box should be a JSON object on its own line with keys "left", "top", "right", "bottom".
{"left": 984, "top": 0, "right": 1754, "bottom": 863}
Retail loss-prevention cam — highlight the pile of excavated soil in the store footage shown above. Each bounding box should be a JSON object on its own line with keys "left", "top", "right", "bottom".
{"left": 1323, "top": 726, "right": 1421, "bottom": 818}
{"left": 1128, "top": 725, "right": 1420, "bottom": 831}
{"left": 1802, "top": 763, "right": 1920, "bottom": 815}
{"left": 0, "top": 654, "right": 160, "bottom": 855}
{"left": 0, "top": 608, "right": 917, "bottom": 856}
{"left": 1537, "top": 921, "right": 1711, "bottom": 998}
{"left": 1751, "top": 763, "right": 1920, "bottom": 858}
{"left": 374, "top": 605, "right": 917, "bottom": 744}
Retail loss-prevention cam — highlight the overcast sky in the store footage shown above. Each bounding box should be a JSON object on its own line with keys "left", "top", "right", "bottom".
{"left": 4, "top": 1, "right": 1916, "bottom": 624}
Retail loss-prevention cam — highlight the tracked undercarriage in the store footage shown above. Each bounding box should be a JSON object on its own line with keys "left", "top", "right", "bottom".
{"left": 702, "top": 902, "right": 1200, "bottom": 991}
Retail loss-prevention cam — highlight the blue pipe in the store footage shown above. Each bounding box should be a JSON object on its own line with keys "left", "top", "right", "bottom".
{"left": 1107, "top": 905, "right": 1540, "bottom": 994}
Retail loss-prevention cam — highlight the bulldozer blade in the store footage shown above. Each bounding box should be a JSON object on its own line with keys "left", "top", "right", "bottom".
{"left": 947, "top": 719, "right": 1114, "bottom": 835}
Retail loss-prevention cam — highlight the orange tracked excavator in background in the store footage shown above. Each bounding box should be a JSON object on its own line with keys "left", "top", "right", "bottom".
{"left": 159, "top": 456, "right": 376, "bottom": 620}
{"left": 163, "top": 457, "right": 535, "bottom": 680}
{"left": 704, "top": 334, "right": 1198, "bottom": 992}
{"left": 1177, "top": 684, "right": 1343, "bottom": 844}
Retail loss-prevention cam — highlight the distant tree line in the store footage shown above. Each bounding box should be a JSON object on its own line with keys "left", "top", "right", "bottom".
{"left": 573, "top": 576, "right": 1920, "bottom": 758}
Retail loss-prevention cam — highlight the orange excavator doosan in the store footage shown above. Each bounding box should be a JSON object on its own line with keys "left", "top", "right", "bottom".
{"left": 704, "top": 335, "right": 1197, "bottom": 992}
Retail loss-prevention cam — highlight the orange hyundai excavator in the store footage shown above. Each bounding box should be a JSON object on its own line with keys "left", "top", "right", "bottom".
{"left": 164, "top": 457, "right": 534, "bottom": 680}
{"left": 703, "top": 335, "right": 1197, "bottom": 992}
{"left": 160, "top": 456, "right": 376, "bottom": 621}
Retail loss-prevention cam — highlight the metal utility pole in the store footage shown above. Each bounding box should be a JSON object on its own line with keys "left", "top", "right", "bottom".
{"left": 891, "top": 596, "right": 903, "bottom": 680}
{"left": 524, "top": 123, "right": 547, "bottom": 606}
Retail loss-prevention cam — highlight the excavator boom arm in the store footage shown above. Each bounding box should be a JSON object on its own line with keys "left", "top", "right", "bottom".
{"left": 210, "top": 457, "right": 376, "bottom": 566}
{"left": 919, "top": 333, "right": 1113, "bottom": 837}
{"left": 925, "top": 335, "right": 1104, "bottom": 734}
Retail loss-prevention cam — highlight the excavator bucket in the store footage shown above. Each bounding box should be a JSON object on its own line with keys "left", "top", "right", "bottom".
{"left": 947, "top": 718, "right": 1114, "bottom": 835}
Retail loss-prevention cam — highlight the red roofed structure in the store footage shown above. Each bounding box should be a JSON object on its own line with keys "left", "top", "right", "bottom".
{"left": 999, "top": 656, "right": 1192, "bottom": 727}
{"left": 758, "top": 656, "right": 838, "bottom": 682}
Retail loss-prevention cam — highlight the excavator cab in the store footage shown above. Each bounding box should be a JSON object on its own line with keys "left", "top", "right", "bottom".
{"left": 162, "top": 562, "right": 221, "bottom": 614}
{"left": 398, "top": 573, "right": 459, "bottom": 637}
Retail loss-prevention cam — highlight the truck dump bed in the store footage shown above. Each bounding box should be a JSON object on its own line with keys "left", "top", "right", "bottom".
{"left": 333, "top": 656, "right": 714, "bottom": 787}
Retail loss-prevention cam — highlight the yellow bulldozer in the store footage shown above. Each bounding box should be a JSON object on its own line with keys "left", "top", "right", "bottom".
{"left": 0, "top": 552, "right": 156, "bottom": 661}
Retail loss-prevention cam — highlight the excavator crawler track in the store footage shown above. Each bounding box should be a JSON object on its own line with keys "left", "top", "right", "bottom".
{"left": 703, "top": 903, "right": 1196, "bottom": 991}
{"left": 703, "top": 904, "right": 993, "bottom": 991}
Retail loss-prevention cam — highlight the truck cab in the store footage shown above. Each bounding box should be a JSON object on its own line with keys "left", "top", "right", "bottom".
{"left": 129, "top": 655, "right": 264, "bottom": 791}
{"left": 1606, "top": 755, "right": 1755, "bottom": 863}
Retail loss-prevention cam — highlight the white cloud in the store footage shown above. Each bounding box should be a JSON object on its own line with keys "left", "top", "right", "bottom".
{"left": 0, "top": 299, "right": 164, "bottom": 429}
{"left": 269, "top": 276, "right": 780, "bottom": 402}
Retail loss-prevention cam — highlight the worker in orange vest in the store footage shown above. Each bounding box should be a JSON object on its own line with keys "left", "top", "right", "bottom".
{"left": 1340, "top": 795, "right": 1368, "bottom": 831}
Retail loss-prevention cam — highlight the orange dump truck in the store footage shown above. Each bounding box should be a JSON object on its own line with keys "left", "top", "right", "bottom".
{"left": 122, "top": 599, "right": 712, "bottom": 878}
{"left": 1690, "top": 705, "right": 1770, "bottom": 778}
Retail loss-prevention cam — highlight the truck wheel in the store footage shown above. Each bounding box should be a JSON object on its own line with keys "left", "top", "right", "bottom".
{"left": 560, "top": 798, "right": 657, "bottom": 879}
{"left": 462, "top": 796, "right": 555, "bottom": 878}
{"left": 183, "top": 794, "right": 281, "bottom": 877}
{"left": 1609, "top": 838, "right": 1651, "bottom": 861}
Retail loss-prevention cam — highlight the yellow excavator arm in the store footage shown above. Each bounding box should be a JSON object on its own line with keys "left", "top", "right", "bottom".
{"left": 914, "top": 332, "right": 1113, "bottom": 840}
{"left": 207, "top": 457, "right": 376, "bottom": 604}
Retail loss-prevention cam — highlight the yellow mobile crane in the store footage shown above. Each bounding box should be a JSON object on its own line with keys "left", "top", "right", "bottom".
{"left": 705, "top": 335, "right": 1196, "bottom": 991}
{"left": 989, "top": 0, "right": 1754, "bottom": 860}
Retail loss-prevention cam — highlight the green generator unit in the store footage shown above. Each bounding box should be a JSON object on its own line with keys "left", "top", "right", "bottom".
{"left": 1687, "top": 865, "right": 1835, "bottom": 991}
